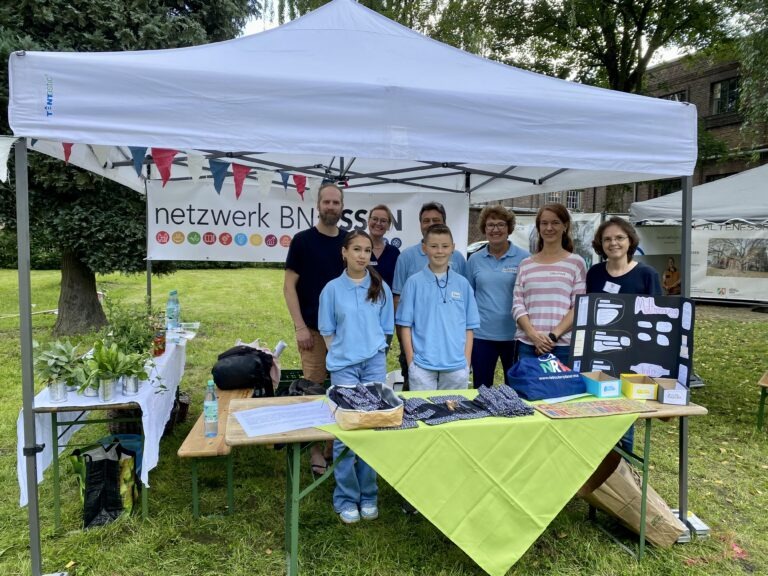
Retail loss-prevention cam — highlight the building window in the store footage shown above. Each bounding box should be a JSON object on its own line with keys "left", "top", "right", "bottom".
{"left": 566, "top": 190, "right": 581, "bottom": 211}
{"left": 711, "top": 78, "right": 739, "bottom": 115}
{"left": 545, "top": 191, "right": 562, "bottom": 204}
{"left": 661, "top": 90, "right": 687, "bottom": 102}
{"left": 651, "top": 178, "right": 681, "bottom": 199}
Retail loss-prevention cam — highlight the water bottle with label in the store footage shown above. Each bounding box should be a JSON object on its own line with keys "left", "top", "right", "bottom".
{"left": 204, "top": 380, "right": 218, "bottom": 438}
{"left": 166, "top": 290, "right": 180, "bottom": 341}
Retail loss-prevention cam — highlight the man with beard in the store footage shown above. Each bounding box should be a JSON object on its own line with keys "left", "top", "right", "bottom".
{"left": 284, "top": 183, "right": 347, "bottom": 476}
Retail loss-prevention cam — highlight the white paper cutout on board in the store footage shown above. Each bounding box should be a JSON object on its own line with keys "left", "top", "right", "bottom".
{"left": 657, "top": 334, "right": 670, "bottom": 346}
{"left": 630, "top": 363, "right": 670, "bottom": 377}
{"left": 682, "top": 302, "right": 693, "bottom": 330}
{"left": 638, "top": 333, "right": 652, "bottom": 342}
{"left": 656, "top": 321, "right": 672, "bottom": 333}
{"left": 635, "top": 297, "right": 680, "bottom": 319}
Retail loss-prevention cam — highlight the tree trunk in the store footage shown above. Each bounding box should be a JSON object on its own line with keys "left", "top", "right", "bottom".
{"left": 53, "top": 250, "right": 107, "bottom": 335}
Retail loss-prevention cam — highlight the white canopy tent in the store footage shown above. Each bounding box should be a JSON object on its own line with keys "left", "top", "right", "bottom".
{"left": 630, "top": 163, "right": 768, "bottom": 223}
{"left": 7, "top": 0, "right": 699, "bottom": 573}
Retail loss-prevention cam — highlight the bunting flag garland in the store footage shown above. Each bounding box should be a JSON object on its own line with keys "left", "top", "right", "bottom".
{"left": 0, "top": 137, "right": 17, "bottom": 183}
{"left": 62, "top": 143, "right": 73, "bottom": 164}
{"left": 209, "top": 159, "right": 229, "bottom": 195}
{"left": 232, "top": 163, "right": 252, "bottom": 199}
{"left": 186, "top": 154, "right": 204, "bottom": 181}
{"left": 30, "top": 139, "right": 38, "bottom": 147}
{"left": 129, "top": 146, "right": 148, "bottom": 177}
{"left": 150, "top": 148, "right": 179, "bottom": 187}
{"left": 292, "top": 174, "right": 307, "bottom": 200}
{"left": 279, "top": 171, "right": 290, "bottom": 191}
{"left": 90, "top": 144, "right": 111, "bottom": 168}
{"left": 306, "top": 177, "right": 321, "bottom": 203}
{"left": 257, "top": 170, "right": 273, "bottom": 196}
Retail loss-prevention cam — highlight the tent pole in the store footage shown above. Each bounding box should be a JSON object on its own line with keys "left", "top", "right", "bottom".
{"left": 16, "top": 139, "right": 45, "bottom": 576}
{"left": 144, "top": 179, "right": 152, "bottom": 311}
{"left": 678, "top": 174, "right": 693, "bottom": 533}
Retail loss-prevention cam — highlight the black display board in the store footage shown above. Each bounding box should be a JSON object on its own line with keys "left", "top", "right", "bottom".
{"left": 569, "top": 294, "right": 695, "bottom": 385}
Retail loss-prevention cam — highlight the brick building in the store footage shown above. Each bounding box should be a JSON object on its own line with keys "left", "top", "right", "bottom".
{"left": 489, "top": 55, "right": 768, "bottom": 215}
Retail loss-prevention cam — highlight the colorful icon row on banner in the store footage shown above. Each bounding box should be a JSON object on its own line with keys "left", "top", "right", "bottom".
{"left": 155, "top": 230, "right": 292, "bottom": 247}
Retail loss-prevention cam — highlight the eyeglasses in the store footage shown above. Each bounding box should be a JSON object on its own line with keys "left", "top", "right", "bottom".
{"left": 602, "top": 235, "right": 629, "bottom": 244}
{"left": 369, "top": 217, "right": 390, "bottom": 224}
{"left": 485, "top": 222, "right": 507, "bottom": 230}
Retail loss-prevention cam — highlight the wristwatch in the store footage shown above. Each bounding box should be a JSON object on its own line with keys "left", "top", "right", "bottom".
{"left": 548, "top": 332, "right": 559, "bottom": 343}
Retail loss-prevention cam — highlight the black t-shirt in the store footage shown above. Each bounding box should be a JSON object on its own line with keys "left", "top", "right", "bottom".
{"left": 285, "top": 227, "right": 347, "bottom": 329}
{"left": 586, "top": 261, "right": 662, "bottom": 296}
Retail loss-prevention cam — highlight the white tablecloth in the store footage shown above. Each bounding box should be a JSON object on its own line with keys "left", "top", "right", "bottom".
{"left": 17, "top": 341, "right": 186, "bottom": 506}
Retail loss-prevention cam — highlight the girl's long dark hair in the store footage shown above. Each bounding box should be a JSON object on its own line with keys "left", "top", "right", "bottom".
{"left": 343, "top": 230, "right": 385, "bottom": 304}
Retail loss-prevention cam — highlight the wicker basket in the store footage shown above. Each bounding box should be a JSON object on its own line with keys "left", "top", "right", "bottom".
{"left": 327, "top": 383, "right": 403, "bottom": 430}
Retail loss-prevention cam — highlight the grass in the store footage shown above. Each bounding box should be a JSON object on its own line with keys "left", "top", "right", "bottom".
{"left": 0, "top": 269, "right": 766, "bottom": 575}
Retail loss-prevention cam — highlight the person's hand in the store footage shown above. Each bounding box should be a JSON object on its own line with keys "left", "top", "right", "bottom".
{"left": 295, "top": 326, "right": 313, "bottom": 350}
{"left": 532, "top": 331, "right": 554, "bottom": 355}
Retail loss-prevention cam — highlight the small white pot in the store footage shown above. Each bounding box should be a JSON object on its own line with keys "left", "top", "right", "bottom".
{"left": 99, "top": 378, "right": 117, "bottom": 402}
{"left": 48, "top": 381, "right": 68, "bottom": 403}
{"left": 122, "top": 375, "right": 140, "bottom": 396}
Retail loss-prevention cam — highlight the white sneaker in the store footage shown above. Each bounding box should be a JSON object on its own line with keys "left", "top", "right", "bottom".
{"left": 339, "top": 508, "right": 360, "bottom": 524}
{"left": 360, "top": 504, "right": 379, "bottom": 521}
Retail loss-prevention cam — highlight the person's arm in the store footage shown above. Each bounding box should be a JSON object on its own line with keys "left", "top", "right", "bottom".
{"left": 283, "top": 269, "right": 313, "bottom": 350}
{"left": 464, "top": 329, "right": 473, "bottom": 368}
{"left": 393, "top": 294, "right": 403, "bottom": 342}
{"left": 512, "top": 264, "right": 552, "bottom": 353}
{"left": 400, "top": 326, "right": 414, "bottom": 365}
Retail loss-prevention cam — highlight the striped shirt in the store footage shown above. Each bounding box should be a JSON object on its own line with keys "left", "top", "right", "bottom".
{"left": 512, "top": 253, "right": 587, "bottom": 346}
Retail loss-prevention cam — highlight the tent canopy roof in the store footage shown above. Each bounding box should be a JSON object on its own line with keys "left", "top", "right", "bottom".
{"left": 629, "top": 163, "right": 768, "bottom": 223}
{"left": 9, "top": 0, "right": 697, "bottom": 200}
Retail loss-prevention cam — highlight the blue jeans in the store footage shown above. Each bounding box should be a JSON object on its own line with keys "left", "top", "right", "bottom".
{"left": 516, "top": 342, "right": 571, "bottom": 368}
{"left": 471, "top": 338, "right": 517, "bottom": 388}
{"left": 329, "top": 353, "right": 385, "bottom": 512}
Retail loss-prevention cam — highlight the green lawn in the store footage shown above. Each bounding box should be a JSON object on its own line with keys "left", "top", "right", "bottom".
{"left": 0, "top": 269, "right": 766, "bottom": 576}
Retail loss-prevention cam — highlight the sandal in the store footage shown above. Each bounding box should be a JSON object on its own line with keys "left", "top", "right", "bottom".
{"left": 310, "top": 447, "right": 328, "bottom": 477}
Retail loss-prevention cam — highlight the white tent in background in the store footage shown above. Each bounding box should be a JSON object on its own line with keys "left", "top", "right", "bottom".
{"left": 630, "top": 163, "right": 768, "bottom": 223}
{"left": 7, "top": 0, "right": 699, "bottom": 574}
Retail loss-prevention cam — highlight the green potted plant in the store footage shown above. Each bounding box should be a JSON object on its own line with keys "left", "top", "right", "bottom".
{"left": 86, "top": 340, "right": 125, "bottom": 402}
{"left": 101, "top": 296, "right": 156, "bottom": 355}
{"left": 119, "top": 351, "right": 151, "bottom": 396}
{"left": 33, "top": 339, "right": 82, "bottom": 403}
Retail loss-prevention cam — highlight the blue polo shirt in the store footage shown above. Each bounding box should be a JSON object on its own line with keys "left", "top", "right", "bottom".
{"left": 318, "top": 271, "right": 394, "bottom": 372}
{"left": 467, "top": 243, "right": 530, "bottom": 341}
{"left": 395, "top": 267, "right": 480, "bottom": 371}
{"left": 392, "top": 242, "right": 468, "bottom": 295}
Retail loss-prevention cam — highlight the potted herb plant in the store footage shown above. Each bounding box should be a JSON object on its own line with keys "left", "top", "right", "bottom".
{"left": 33, "top": 339, "right": 82, "bottom": 403}
{"left": 120, "top": 351, "right": 151, "bottom": 396}
{"left": 86, "top": 340, "right": 125, "bottom": 402}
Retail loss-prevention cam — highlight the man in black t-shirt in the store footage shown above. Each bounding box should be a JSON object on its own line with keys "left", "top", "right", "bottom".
{"left": 283, "top": 183, "right": 347, "bottom": 385}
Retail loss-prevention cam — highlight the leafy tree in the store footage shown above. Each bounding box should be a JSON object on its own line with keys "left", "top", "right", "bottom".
{"left": 735, "top": 0, "right": 768, "bottom": 144}
{"left": 0, "top": 0, "right": 261, "bottom": 334}
{"left": 483, "top": 0, "right": 732, "bottom": 93}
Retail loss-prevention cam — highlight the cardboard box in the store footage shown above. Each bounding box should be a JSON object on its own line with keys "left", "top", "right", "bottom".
{"left": 580, "top": 371, "right": 621, "bottom": 398}
{"left": 620, "top": 374, "right": 658, "bottom": 400}
{"left": 655, "top": 378, "right": 690, "bottom": 405}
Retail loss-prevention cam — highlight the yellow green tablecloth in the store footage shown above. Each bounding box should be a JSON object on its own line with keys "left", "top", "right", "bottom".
{"left": 320, "top": 391, "right": 637, "bottom": 576}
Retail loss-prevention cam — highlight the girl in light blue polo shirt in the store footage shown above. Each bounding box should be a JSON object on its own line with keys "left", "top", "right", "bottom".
{"left": 318, "top": 230, "right": 394, "bottom": 524}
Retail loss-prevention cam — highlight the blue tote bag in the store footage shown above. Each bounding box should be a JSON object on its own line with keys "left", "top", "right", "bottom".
{"left": 506, "top": 354, "right": 585, "bottom": 401}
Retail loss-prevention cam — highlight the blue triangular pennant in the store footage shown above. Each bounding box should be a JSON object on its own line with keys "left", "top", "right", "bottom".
{"left": 209, "top": 160, "right": 229, "bottom": 195}
{"left": 129, "top": 146, "right": 148, "bottom": 177}
{"left": 280, "top": 171, "right": 290, "bottom": 191}
{"left": 30, "top": 139, "right": 38, "bottom": 147}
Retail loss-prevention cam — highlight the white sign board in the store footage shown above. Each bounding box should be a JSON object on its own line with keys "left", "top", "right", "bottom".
{"left": 147, "top": 182, "right": 469, "bottom": 262}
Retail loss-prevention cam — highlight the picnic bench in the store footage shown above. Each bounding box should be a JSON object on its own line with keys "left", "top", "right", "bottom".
{"left": 177, "top": 387, "right": 253, "bottom": 517}
{"left": 758, "top": 371, "right": 768, "bottom": 431}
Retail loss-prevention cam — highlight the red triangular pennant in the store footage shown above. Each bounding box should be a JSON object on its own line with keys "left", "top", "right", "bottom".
{"left": 293, "top": 175, "right": 307, "bottom": 200}
{"left": 233, "top": 163, "right": 252, "bottom": 199}
{"left": 150, "top": 148, "right": 179, "bottom": 187}
{"left": 62, "top": 143, "right": 73, "bottom": 164}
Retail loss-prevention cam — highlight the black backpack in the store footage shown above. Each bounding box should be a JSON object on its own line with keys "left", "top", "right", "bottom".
{"left": 211, "top": 345, "right": 274, "bottom": 397}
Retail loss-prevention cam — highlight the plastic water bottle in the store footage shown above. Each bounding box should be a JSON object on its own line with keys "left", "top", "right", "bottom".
{"left": 204, "top": 380, "right": 218, "bottom": 438}
{"left": 166, "top": 290, "right": 180, "bottom": 331}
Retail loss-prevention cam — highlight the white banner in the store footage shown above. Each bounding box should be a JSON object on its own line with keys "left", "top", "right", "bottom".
{"left": 691, "top": 222, "right": 768, "bottom": 302}
{"left": 147, "top": 182, "right": 469, "bottom": 262}
{"left": 510, "top": 213, "right": 601, "bottom": 268}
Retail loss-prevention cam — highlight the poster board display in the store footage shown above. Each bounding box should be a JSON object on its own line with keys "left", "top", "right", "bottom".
{"left": 570, "top": 294, "right": 695, "bottom": 386}
{"left": 147, "top": 181, "right": 469, "bottom": 262}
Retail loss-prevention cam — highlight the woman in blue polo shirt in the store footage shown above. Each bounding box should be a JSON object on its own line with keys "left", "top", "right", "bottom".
{"left": 318, "top": 230, "right": 394, "bottom": 524}
{"left": 468, "top": 206, "right": 529, "bottom": 388}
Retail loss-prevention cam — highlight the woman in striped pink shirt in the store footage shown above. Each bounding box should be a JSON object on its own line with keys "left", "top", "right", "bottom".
{"left": 512, "top": 203, "right": 586, "bottom": 367}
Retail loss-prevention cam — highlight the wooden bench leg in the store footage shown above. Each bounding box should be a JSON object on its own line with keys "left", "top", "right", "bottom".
{"left": 191, "top": 459, "right": 200, "bottom": 519}
{"left": 226, "top": 453, "right": 234, "bottom": 515}
{"left": 758, "top": 388, "right": 767, "bottom": 431}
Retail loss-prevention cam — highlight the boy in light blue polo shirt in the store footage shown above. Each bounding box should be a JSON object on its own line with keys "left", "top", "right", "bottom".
{"left": 396, "top": 224, "right": 480, "bottom": 390}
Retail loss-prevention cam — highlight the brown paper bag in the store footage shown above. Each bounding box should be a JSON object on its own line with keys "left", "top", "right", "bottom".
{"left": 582, "top": 459, "right": 687, "bottom": 547}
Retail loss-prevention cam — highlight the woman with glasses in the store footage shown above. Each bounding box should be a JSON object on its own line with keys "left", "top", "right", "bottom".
{"left": 586, "top": 217, "right": 661, "bottom": 296}
{"left": 512, "top": 203, "right": 586, "bottom": 366}
{"left": 586, "top": 217, "right": 660, "bottom": 453}
{"left": 367, "top": 204, "right": 400, "bottom": 288}
{"left": 467, "top": 206, "right": 529, "bottom": 387}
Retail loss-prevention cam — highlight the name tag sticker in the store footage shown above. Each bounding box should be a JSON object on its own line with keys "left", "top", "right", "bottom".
{"left": 603, "top": 281, "right": 621, "bottom": 294}
{"left": 451, "top": 291, "right": 462, "bottom": 300}
{"left": 502, "top": 266, "right": 518, "bottom": 274}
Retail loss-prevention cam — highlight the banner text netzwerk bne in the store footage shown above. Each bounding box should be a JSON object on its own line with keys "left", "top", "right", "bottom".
{"left": 153, "top": 204, "right": 403, "bottom": 232}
